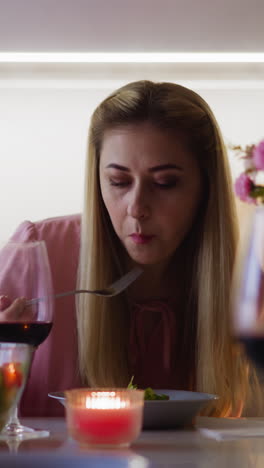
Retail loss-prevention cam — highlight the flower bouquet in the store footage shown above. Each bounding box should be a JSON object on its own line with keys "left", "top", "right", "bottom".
{"left": 234, "top": 140, "right": 264, "bottom": 204}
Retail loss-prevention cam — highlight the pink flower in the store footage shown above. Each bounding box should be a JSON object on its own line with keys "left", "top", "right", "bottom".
{"left": 253, "top": 140, "right": 264, "bottom": 170}
{"left": 234, "top": 173, "right": 255, "bottom": 204}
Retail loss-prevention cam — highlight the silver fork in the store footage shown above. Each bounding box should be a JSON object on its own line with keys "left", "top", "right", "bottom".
{"left": 26, "top": 266, "right": 143, "bottom": 306}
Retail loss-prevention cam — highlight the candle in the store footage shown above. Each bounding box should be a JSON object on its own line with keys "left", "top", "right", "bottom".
{"left": 2, "top": 362, "right": 23, "bottom": 388}
{"left": 0, "top": 361, "right": 24, "bottom": 430}
{"left": 65, "top": 389, "right": 144, "bottom": 447}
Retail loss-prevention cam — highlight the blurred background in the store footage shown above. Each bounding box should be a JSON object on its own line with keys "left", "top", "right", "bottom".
{"left": 0, "top": 0, "right": 263, "bottom": 244}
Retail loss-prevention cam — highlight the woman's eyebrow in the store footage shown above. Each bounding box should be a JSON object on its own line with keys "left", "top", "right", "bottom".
{"left": 149, "top": 164, "right": 183, "bottom": 172}
{"left": 105, "top": 163, "right": 183, "bottom": 172}
{"left": 106, "top": 163, "right": 130, "bottom": 172}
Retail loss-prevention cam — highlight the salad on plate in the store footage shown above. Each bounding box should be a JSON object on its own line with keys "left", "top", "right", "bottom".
{"left": 127, "top": 376, "right": 169, "bottom": 400}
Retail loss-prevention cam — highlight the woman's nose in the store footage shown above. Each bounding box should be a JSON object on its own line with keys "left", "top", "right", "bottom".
{"left": 127, "top": 188, "right": 150, "bottom": 220}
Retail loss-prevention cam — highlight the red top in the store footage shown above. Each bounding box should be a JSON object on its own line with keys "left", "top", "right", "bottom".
{"left": 129, "top": 299, "right": 176, "bottom": 388}
{"left": 129, "top": 299, "right": 191, "bottom": 390}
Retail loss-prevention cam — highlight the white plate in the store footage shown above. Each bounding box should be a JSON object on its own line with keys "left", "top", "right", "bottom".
{"left": 48, "top": 389, "right": 218, "bottom": 429}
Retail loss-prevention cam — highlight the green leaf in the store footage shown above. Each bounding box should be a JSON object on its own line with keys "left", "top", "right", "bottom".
{"left": 250, "top": 186, "right": 264, "bottom": 199}
{"left": 127, "top": 377, "right": 169, "bottom": 399}
{"left": 127, "top": 375, "right": 137, "bottom": 389}
{"left": 144, "top": 388, "right": 169, "bottom": 400}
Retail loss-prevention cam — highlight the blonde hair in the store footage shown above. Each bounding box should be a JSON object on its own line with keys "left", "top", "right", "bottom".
{"left": 77, "top": 80, "right": 254, "bottom": 416}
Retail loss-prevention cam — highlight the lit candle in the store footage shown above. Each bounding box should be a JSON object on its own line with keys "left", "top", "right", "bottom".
{"left": 2, "top": 362, "right": 23, "bottom": 388}
{"left": 65, "top": 389, "right": 144, "bottom": 447}
{"left": 0, "top": 361, "right": 24, "bottom": 431}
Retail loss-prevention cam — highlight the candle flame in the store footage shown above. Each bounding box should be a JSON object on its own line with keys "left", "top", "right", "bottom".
{"left": 85, "top": 392, "right": 127, "bottom": 409}
{"left": 7, "top": 363, "right": 16, "bottom": 375}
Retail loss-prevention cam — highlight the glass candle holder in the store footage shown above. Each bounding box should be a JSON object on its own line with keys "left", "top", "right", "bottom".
{"left": 0, "top": 343, "right": 32, "bottom": 433}
{"left": 65, "top": 388, "right": 144, "bottom": 448}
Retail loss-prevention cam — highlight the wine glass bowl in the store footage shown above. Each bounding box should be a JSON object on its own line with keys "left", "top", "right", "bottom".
{"left": 0, "top": 344, "right": 32, "bottom": 432}
{"left": 0, "top": 241, "right": 54, "bottom": 439}
{"left": 0, "top": 241, "right": 53, "bottom": 339}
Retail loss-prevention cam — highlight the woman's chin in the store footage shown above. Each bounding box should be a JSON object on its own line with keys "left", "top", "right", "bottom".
{"left": 127, "top": 252, "right": 169, "bottom": 267}
{"left": 124, "top": 242, "right": 173, "bottom": 266}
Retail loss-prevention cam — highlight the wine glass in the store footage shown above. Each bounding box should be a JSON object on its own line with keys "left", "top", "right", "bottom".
{"left": 233, "top": 206, "right": 264, "bottom": 367}
{"left": 0, "top": 241, "right": 54, "bottom": 440}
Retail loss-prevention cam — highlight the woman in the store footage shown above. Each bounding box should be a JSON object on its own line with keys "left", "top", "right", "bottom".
{"left": 77, "top": 80, "right": 250, "bottom": 417}
{"left": 0, "top": 80, "right": 255, "bottom": 417}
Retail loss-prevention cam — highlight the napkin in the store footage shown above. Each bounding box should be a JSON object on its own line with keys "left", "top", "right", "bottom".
{"left": 197, "top": 417, "right": 264, "bottom": 441}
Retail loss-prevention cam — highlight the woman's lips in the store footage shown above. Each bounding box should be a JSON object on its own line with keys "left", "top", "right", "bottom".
{"left": 130, "top": 233, "right": 154, "bottom": 244}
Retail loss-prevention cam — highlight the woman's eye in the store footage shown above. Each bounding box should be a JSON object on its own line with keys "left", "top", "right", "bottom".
{"left": 154, "top": 179, "right": 178, "bottom": 189}
{"left": 109, "top": 179, "right": 130, "bottom": 187}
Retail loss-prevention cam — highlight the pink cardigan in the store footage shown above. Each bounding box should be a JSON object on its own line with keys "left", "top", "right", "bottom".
{"left": 6, "top": 214, "right": 187, "bottom": 416}
{"left": 4, "top": 215, "right": 241, "bottom": 418}
{"left": 2, "top": 214, "right": 244, "bottom": 418}
{"left": 10, "top": 214, "right": 82, "bottom": 416}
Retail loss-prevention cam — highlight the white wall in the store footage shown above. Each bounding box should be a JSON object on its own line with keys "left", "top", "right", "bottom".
{"left": 1, "top": 66, "right": 264, "bottom": 244}
{"left": 0, "top": 85, "right": 109, "bottom": 244}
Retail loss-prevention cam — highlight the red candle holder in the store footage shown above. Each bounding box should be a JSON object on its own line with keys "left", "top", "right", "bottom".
{"left": 65, "top": 388, "right": 144, "bottom": 448}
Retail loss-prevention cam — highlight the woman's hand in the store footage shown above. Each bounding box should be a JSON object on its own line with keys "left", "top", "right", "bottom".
{"left": 0, "top": 295, "right": 33, "bottom": 321}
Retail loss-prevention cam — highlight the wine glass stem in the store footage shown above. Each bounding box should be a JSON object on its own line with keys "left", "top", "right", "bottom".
{"left": 3, "top": 405, "right": 25, "bottom": 436}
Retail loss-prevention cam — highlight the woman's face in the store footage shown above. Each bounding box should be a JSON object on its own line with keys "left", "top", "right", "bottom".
{"left": 99, "top": 122, "right": 203, "bottom": 267}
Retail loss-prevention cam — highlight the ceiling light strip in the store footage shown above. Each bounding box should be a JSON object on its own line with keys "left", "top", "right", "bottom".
{"left": 0, "top": 80, "right": 263, "bottom": 90}
{"left": 0, "top": 52, "right": 264, "bottom": 63}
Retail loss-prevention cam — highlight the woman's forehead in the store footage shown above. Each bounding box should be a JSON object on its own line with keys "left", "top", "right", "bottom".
{"left": 100, "top": 123, "right": 197, "bottom": 170}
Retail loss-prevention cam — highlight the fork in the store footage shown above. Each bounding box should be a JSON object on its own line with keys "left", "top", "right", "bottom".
{"left": 26, "top": 266, "right": 143, "bottom": 306}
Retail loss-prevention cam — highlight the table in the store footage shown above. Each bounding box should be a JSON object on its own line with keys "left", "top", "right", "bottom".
{"left": 1, "top": 417, "right": 264, "bottom": 467}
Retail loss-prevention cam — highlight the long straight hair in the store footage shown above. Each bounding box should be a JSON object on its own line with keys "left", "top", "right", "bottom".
{"left": 77, "top": 80, "right": 254, "bottom": 416}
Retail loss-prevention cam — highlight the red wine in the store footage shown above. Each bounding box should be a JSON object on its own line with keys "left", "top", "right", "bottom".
{"left": 240, "top": 336, "right": 264, "bottom": 368}
{"left": 0, "top": 322, "right": 53, "bottom": 347}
